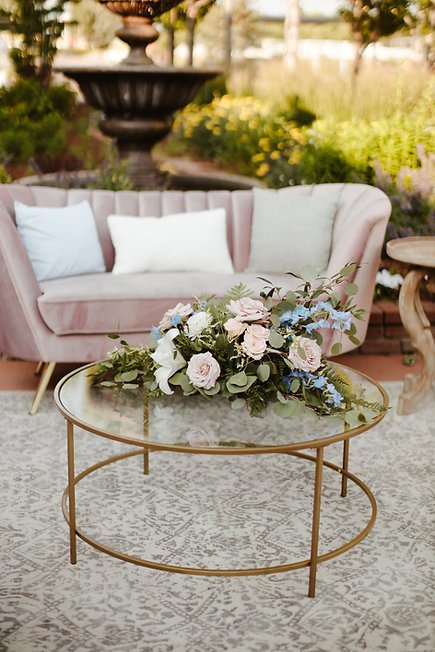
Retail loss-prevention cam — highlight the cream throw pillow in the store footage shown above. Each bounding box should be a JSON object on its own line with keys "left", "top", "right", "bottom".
{"left": 247, "top": 188, "right": 338, "bottom": 274}
{"left": 108, "top": 208, "right": 234, "bottom": 275}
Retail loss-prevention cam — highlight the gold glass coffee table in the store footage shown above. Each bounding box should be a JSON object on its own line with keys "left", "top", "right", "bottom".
{"left": 54, "top": 362, "right": 388, "bottom": 598}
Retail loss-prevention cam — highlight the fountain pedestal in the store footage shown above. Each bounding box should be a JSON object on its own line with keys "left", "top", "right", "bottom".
{"left": 56, "top": 0, "right": 220, "bottom": 190}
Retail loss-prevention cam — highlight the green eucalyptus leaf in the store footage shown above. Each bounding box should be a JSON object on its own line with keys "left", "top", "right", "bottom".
{"left": 100, "top": 381, "right": 116, "bottom": 387}
{"left": 226, "top": 375, "right": 257, "bottom": 393}
{"left": 344, "top": 283, "right": 358, "bottom": 296}
{"left": 340, "top": 263, "right": 357, "bottom": 277}
{"left": 204, "top": 382, "right": 221, "bottom": 396}
{"left": 228, "top": 371, "right": 247, "bottom": 386}
{"left": 257, "top": 364, "right": 270, "bottom": 382}
{"left": 290, "top": 378, "right": 300, "bottom": 392}
{"left": 269, "top": 331, "right": 285, "bottom": 349}
{"left": 120, "top": 370, "right": 139, "bottom": 382}
{"left": 274, "top": 400, "right": 300, "bottom": 418}
{"left": 269, "top": 313, "right": 281, "bottom": 328}
{"left": 298, "top": 264, "right": 318, "bottom": 283}
{"left": 122, "top": 383, "right": 139, "bottom": 389}
{"left": 348, "top": 335, "right": 360, "bottom": 346}
{"left": 231, "top": 398, "right": 246, "bottom": 410}
{"left": 331, "top": 342, "right": 343, "bottom": 356}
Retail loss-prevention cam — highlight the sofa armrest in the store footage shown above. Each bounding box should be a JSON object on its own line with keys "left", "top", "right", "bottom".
{"left": 0, "top": 204, "right": 51, "bottom": 360}
{"left": 324, "top": 185, "right": 391, "bottom": 355}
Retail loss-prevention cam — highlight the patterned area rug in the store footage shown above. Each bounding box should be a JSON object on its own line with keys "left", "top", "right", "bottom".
{"left": 0, "top": 384, "right": 434, "bottom": 652}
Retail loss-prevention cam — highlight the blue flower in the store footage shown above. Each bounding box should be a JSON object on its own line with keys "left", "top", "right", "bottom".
{"left": 151, "top": 325, "right": 161, "bottom": 340}
{"left": 171, "top": 314, "right": 182, "bottom": 327}
{"left": 305, "top": 318, "right": 331, "bottom": 334}
{"left": 330, "top": 309, "right": 352, "bottom": 332}
{"left": 280, "top": 306, "right": 311, "bottom": 325}
{"left": 325, "top": 382, "right": 343, "bottom": 407}
{"left": 312, "top": 376, "right": 327, "bottom": 389}
{"left": 315, "top": 301, "right": 333, "bottom": 313}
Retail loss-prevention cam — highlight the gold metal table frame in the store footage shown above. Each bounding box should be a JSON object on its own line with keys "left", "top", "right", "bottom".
{"left": 55, "top": 363, "right": 388, "bottom": 598}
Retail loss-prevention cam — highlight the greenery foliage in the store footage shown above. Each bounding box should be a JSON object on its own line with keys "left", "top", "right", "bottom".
{"left": 0, "top": 79, "right": 76, "bottom": 164}
{"left": 0, "top": 0, "right": 78, "bottom": 86}
{"left": 172, "top": 75, "right": 434, "bottom": 239}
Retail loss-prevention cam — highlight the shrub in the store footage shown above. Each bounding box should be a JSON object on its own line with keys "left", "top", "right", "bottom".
{"left": 0, "top": 79, "right": 76, "bottom": 165}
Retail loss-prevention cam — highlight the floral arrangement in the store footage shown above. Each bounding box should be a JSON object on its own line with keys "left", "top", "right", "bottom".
{"left": 95, "top": 264, "right": 384, "bottom": 424}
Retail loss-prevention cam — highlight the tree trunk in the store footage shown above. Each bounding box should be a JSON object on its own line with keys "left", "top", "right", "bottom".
{"left": 223, "top": 0, "right": 233, "bottom": 73}
{"left": 187, "top": 15, "right": 195, "bottom": 66}
{"left": 168, "top": 8, "right": 177, "bottom": 65}
{"left": 284, "top": 0, "right": 300, "bottom": 70}
{"left": 351, "top": 0, "right": 365, "bottom": 80}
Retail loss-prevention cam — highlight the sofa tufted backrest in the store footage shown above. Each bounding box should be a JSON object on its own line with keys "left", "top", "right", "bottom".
{"left": 0, "top": 182, "right": 388, "bottom": 274}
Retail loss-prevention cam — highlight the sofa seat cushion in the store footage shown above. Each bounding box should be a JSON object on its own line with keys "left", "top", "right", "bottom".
{"left": 38, "top": 272, "right": 300, "bottom": 336}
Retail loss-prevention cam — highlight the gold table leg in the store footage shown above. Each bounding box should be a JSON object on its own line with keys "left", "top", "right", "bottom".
{"left": 30, "top": 361, "right": 56, "bottom": 415}
{"left": 341, "top": 438, "right": 350, "bottom": 498}
{"left": 397, "top": 268, "right": 435, "bottom": 414}
{"left": 67, "top": 420, "right": 77, "bottom": 564}
{"left": 308, "top": 446, "right": 324, "bottom": 598}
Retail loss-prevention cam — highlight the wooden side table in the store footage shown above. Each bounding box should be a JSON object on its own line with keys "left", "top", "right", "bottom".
{"left": 386, "top": 237, "right": 435, "bottom": 414}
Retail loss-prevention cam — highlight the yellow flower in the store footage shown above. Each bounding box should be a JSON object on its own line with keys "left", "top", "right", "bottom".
{"left": 212, "top": 127, "right": 222, "bottom": 136}
{"left": 259, "top": 137, "right": 271, "bottom": 152}
{"left": 251, "top": 152, "right": 266, "bottom": 163}
{"left": 288, "top": 149, "right": 301, "bottom": 165}
{"left": 256, "top": 163, "right": 270, "bottom": 177}
{"left": 270, "top": 150, "right": 280, "bottom": 160}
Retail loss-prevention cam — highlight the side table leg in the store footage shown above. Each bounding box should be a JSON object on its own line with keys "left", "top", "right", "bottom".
{"left": 397, "top": 269, "right": 435, "bottom": 415}
{"left": 67, "top": 420, "right": 77, "bottom": 564}
{"left": 308, "top": 446, "right": 324, "bottom": 598}
{"left": 341, "top": 437, "right": 350, "bottom": 498}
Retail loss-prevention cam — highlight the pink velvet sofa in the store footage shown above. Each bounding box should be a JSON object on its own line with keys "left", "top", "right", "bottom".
{"left": 0, "top": 183, "right": 391, "bottom": 412}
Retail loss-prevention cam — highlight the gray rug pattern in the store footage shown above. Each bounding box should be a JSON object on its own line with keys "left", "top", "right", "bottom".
{"left": 0, "top": 384, "right": 434, "bottom": 652}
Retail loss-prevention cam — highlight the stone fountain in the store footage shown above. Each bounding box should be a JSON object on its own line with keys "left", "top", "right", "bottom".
{"left": 57, "top": 0, "right": 220, "bottom": 189}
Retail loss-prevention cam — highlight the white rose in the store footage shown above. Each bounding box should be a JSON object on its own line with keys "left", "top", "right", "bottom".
{"left": 186, "top": 352, "right": 221, "bottom": 389}
{"left": 158, "top": 302, "right": 193, "bottom": 331}
{"left": 288, "top": 336, "right": 322, "bottom": 372}
{"left": 186, "top": 311, "right": 212, "bottom": 339}
{"left": 150, "top": 328, "right": 186, "bottom": 394}
{"left": 226, "top": 297, "right": 269, "bottom": 322}
{"left": 241, "top": 324, "right": 270, "bottom": 360}
{"left": 224, "top": 317, "right": 246, "bottom": 339}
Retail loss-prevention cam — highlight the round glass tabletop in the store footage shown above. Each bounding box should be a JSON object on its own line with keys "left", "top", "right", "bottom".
{"left": 55, "top": 362, "right": 388, "bottom": 453}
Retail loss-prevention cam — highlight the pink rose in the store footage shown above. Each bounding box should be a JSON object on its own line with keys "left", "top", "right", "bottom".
{"left": 224, "top": 317, "right": 246, "bottom": 339}
{"left": 241, "top": 324, "right": 270, "bottom": 360}
{"left": 186, "top": 352, "right": 221, "bottom": 389}
{"left": 288, "top": 336, "right": 322, "bottom": 372}
{"left": 226, "top": 297, "right": 269, "bottom": 322}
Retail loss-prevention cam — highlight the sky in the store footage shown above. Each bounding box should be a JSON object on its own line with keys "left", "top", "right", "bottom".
{"left": 251, "top": 1, "right": 342, "bottom": 18}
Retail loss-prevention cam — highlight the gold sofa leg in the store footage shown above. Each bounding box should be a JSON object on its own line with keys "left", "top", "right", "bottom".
{"left": 30, "top": 362, "right": 56, "bottom": 415}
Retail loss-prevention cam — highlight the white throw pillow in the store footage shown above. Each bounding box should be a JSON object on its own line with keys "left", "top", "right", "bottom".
{"left": 108, "top": 209, "right": 234, "bottom": 275}
{"left": 247, "top": 188, "right": 338, "bottom": 274}
{"left": 15, "top": 200, "right": 106, "bottom": 282}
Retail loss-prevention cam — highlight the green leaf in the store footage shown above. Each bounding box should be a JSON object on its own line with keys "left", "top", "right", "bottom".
{"left": 204, "top": 382, "right": 221, "bottom": 396}
{"left": 331, "top": 342, "right": 343, "bottom": 356}
{"left": 348, "top": 335, "right": 361, "bottom": 346}
{"left": 122, "top": 383, "right": 139, "bottom": 389}
{"left": 344, "top": 283, "right": 358, "bottom": 296}
{"left": 285, "top": 290, "right": 297, "bottom": 304}
{"left": 100, "top": 381, "right": 116, "bottom": 387}
{"left": 298, "top": 264, "right": 318, "bottom": 283}
{"left": 226, "top": 375, "right": 257, "bottom": 394}
{"left": 257, "top": 364, "right": 270, "bottom": 382}
{"left": 120, "top": 370, "right": 139, "bottom": 382}
{"left": 228, "top": 371, "right": 247, "bottom": 386}
{"left": 290, "top": 378, "right": 300, "bottom": 392}
{"left": 231, "top": 398, "right": 246, "bottom": 410}
{"left": 344, "top": 409, "right": 361, "bottom": 429}
{"left": 269, "top": 313, "right": 281, "bottom": 328}
{"left": 107, "top": 333, "right": 121, "bottom": 340}
{"left": 269, "top": 331, "right": 285, "bottom": 349}
{"left": 340, "top": 263, "right": 357, "bottom": 278}
{"left": 273, "top": 400, "right": 301, "bottom": 418}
